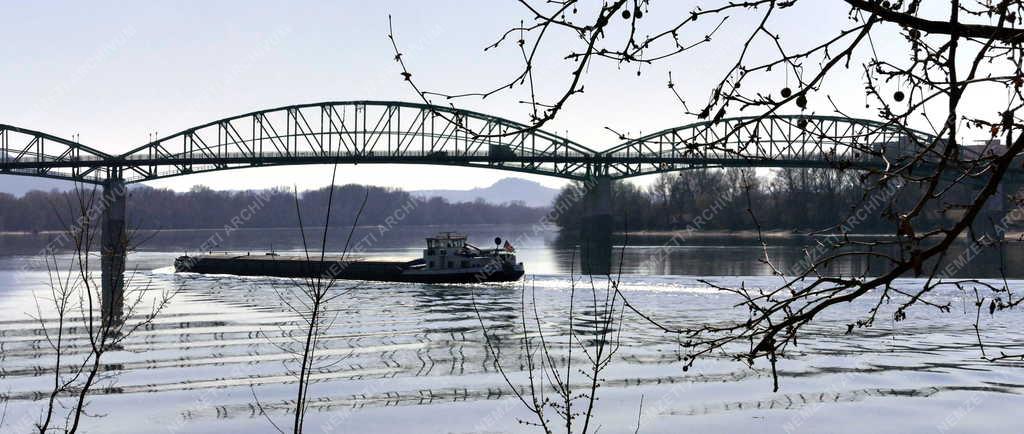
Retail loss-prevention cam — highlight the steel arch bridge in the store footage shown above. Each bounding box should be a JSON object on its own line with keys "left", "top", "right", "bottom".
{"left": 0, "top": 100, "right": 966, "bottom": 184}
{"left": 6, "top": 100, "right": 1020, "bottom": 315}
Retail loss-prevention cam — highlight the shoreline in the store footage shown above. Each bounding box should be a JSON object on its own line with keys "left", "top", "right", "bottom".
{"left": 0, "top": 222, "right": 536, "bottom": 237}
{"left": 620, "top": 229, "right": 1024, "bottom": 240}
{"left": 6, "top": 226, "right": 1022, "bottom": 240}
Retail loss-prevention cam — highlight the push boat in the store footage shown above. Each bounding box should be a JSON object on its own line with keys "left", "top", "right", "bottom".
{"left": 174, "top": 233, "right": 525, "bottom": 284}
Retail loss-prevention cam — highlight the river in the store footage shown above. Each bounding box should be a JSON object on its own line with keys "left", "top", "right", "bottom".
{"left": 1, "top": 225, "right": 1022, "bottom": 433}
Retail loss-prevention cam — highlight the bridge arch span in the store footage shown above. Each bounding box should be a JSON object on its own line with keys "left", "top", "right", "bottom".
{"left": 116, "top": 101, "right": 599, "bottom": 183}
{"left": 0, "top": 124, "right": 112, "bottom": 183}
{"left": 599, "top": 115, "right": 937, "bottom": 179}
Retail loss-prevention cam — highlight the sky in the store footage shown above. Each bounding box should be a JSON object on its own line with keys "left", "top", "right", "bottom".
{"left": 0, "top": 1, "right": 970, "bottom": 193}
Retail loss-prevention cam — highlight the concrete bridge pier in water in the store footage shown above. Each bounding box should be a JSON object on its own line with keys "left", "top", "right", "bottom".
{"left": 100, "top": 176, "right": 127, "bottom": 323}
{"left": 580, "top": 176, "right": 614, "bottom": 275}
{"left": 973, "top": 181, "right": 1024, "bottom": 242}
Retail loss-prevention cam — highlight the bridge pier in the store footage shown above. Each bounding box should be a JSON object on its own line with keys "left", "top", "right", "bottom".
{"left": 580, "top": 176, "right": 613, "bottom": 275}
{"left": 969, "top": 182, "right": 1010, "bottom": 242}
{"left": 101, "top": 177, "right": 127, "bottom": 324}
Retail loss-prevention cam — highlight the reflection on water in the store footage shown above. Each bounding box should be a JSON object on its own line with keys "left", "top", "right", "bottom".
{"left": 1, "top": 225, "right": 1024, "bottom": 433}
{"left": 4, "top": 225, "right": 1022, "bottom": 278}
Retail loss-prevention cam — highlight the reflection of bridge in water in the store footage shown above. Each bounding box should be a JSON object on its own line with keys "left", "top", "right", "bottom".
{"left": 2, "top": 100, "right": 1020, "bottom": 315}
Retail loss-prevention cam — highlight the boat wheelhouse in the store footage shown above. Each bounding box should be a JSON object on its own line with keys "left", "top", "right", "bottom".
{"left": 402, "top": 232, "right": 524, "bottom": 282}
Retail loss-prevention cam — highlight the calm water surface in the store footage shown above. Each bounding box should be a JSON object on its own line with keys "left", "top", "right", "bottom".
{"left": 1, "top": 225, "right": 1023, "bottom": 433}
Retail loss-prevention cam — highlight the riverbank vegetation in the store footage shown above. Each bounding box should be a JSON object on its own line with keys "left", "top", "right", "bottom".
{"left": 0, "top": 184, "right": 549, "bottom": 232}
{"left": 3, "top": 165, "right": 1000, "bottom": 235}
{"left": 552, "top": 168, "right": 996, "bottom": 234}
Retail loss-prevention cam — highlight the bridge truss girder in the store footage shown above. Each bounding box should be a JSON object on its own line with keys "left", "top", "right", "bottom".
{"left": 600, "top": 115, "right": 936, "bottom": 179}
{"left": 5, "top": 101, "right": 1013, "bottom": 186}
{"left": 116, "top": 101, "right": 598, "bottom": 182}
{"left": 0, "top": 124, "right": 111, "bottom": 183}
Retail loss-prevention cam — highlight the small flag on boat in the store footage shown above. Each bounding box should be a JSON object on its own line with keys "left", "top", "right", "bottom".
{"left": 503, "top": 240, "right": 515, "bottom": 252}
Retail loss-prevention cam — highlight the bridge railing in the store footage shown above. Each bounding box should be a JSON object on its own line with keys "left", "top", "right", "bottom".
{"left": 118, "top": 148, "right": 597, "bottom": 182}
{"left": 0, "top": 167, "right": 106, "bottom": 183}
{"left": 120, "top": 148, "right": 593, "bottom": 162}
{"left": 1, "top": 153, "right": 108, "bottom": 164}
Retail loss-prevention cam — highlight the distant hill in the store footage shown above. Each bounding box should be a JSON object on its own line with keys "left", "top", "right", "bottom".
{"left": 412, "top": 178, "right": 559, "bottom": 207}
{"left": 0, "top": 175, "right": 74, "bottom": 197}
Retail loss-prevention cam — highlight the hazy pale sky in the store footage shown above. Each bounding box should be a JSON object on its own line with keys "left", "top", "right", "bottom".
{"left": 1, "top": 1, "right": 960, "bottom": 192}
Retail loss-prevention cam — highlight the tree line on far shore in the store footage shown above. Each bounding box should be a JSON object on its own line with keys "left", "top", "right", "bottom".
{"left": 552, "top": 168, "right": 980, "bottom": 234}
{"left": 0, "top": 184, "right": 549, "bottom": 232}
{"left": 0, "top": 167, "right": 990, "bottom": 234}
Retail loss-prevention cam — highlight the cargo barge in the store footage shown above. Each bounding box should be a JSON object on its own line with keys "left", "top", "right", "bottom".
{"left": 174, "top": 233, "right": 525, "bottom": 284}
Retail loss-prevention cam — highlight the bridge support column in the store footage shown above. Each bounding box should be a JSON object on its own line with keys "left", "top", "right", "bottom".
{"left": 101, "top": 178, "right": 127, "bottom": 324}
{"left": 580, "top": 176, "right": 613, "bottom": 275}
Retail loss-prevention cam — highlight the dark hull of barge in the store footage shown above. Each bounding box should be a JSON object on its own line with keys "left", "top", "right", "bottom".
{"left": 174, "top": 254, "right": 525, "bottom": 284}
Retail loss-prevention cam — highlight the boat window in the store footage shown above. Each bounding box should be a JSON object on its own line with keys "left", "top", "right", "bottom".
{"left": 428, "top": 261, "right": 434, "bottom": 268}
{"left": 461, "top": 261, "right": 469, "bottom": 268}
{"left": 447, "top": 261, "right": 453, "bottom": 268}
{"left": 440, "top": 249, "right": 446, "bottom": 255}
{"left": 427, "top": 249, "right": 434, "bottom": 255}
